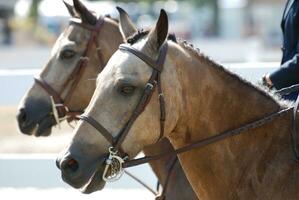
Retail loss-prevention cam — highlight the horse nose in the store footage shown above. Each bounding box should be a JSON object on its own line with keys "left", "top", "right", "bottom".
{"left": 56, "top": 157, "right": 61, "bottom": 169}
{"left": 60, "top": 157, "right": 80, "bottom": 175}
{"left": 17, "top": 108, "right": 31, "bottom": 134}
{"left": 17, "top": 108, "right": 27, "bottom": 125}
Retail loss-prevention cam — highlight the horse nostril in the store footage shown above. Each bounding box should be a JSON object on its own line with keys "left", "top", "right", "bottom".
{"left": 17, "top": 108, "right": 27, "bottom": 123}
{"left": 61, "top": 158, "right": 79, "bottom": 174}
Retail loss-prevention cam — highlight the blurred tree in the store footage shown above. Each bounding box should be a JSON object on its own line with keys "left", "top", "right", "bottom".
{"left": 191, "top": 0, "right": 219, "bottom": 36}
{"left": 89, "top": 0, "right": 220, "bottom": 36}
{"left": 29, "top": 0, "right": 41, "bottom": 24}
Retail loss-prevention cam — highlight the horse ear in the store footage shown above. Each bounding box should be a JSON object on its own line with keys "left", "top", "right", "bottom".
{"left": 116, "top": 7, "right": 137, "bottom": 40}
{"left": 63, "top": 0, "right": 75, "bottom": 17}
{"left": 73, "top": 0, "right": 97, "bottom": 25}
{"left": 147, "top": 9, "right": 168, "bottom": 50}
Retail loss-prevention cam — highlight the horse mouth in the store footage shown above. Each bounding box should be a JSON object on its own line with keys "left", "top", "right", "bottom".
{"left": 80, "top": 168, "right": 106, "bottom": 194}
{"left": 35, "top": 115, "right": 55, "bottom": 136}
{"left": 20, "top": 115, "right": 55, "bottom": 137}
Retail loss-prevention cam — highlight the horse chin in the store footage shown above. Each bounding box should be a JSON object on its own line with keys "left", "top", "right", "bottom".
{"left": 34, "top": 116, "right": 55, "bottom": 137}
{"left": 80, "top": 169, "right": 106, "bottom": 194}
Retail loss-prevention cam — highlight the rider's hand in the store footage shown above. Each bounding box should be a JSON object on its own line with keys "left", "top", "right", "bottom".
{"left": 262, "top": 74, "right": 273, "bottom": 89}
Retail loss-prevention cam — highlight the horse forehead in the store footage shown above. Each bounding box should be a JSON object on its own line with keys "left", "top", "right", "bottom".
{"left": 68, "top": 25, "right": 90, "bottom": 43}
{"left": 114, "top": 50, "right": 152, "bottom": 74}
{"left": 50, "top": 33, "right": 65, "bottom": 57}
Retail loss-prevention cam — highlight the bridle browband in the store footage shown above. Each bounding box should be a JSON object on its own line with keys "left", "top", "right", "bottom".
{"left": 34, "top": 17, "right": 105, "bottom": 124}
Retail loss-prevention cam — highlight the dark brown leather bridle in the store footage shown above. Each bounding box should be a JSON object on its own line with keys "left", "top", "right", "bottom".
{"left": 79, "top": 42, "right": 168, "bottom": 182}
{"left": 79, "top": 39, "right": 299, "bottom": 197}
{"left": 34, "top": 17, "right": 105, "bottom": 124}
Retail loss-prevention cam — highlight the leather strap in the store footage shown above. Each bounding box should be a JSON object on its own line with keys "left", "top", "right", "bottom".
{"left": 155, "top": 156, "right": 177, "bottom": 200}
{"left": 35, "top": 17, "right": 105, "bottom": 121}
{"left": 80, "top": 43, "right": 168, "bottom": 152}
{"left": 34, "top": 76, "right": 66, "bottom": 117}
{"left": 119, "top": 44, "right": 168, "bottom": 72}
{"left": 123, "top": 107, "right": 292, "bottom": 168}
{"left": 80, "top": 114, "right": 114, "bottom": 144}
{"left": 114, "top": 71, "right": 159, "bottom": 149}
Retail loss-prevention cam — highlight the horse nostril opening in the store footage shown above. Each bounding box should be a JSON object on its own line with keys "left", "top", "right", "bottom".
{"left": 18, "top": 108, "right": 27, "bottom": 124}
{"left": 62, "top": 158, "right": 79, "bottom": 174}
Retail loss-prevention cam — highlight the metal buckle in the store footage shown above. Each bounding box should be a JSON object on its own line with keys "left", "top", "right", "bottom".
{"left": 50, "top": 96, "right": 61, "bottom": 129}
{"left": 50, "top": 96, "right": 69, "bottom": 129}
{"left": 146, "top": 83, "right": 154, "bottom": 90}
{"left": 80, "top": 56, "right": 89, "bottom": 62}
{"left": 102, "top": 147, "right": 126, "bottom": 182}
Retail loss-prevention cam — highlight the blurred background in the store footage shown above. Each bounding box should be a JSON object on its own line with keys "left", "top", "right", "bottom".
{"left": 0, "top": 0, "right": 283, "bottom": 199}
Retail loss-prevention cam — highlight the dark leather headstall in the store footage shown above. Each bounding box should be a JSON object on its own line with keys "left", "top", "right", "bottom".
{"left": 79, "top": 43, "right": 168, "bottom": 181}
{"left": 34, "top": 17, "right": 105, "bottom": 123}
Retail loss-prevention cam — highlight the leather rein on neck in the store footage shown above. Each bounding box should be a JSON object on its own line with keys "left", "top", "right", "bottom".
{"left": 34, "top": 17, "right": 105, "bottom": 124}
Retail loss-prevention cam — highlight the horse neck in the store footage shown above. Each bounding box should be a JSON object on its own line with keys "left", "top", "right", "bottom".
{"left": 171, "top": 46, "right": 282, "bottom": 143}
{"left": 167, "top": 44, "right": 293, "bottom": 199}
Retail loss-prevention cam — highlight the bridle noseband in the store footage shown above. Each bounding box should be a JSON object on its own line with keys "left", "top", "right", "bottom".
{"left": 79, "top": 43, "right": 168, "bottom": 182}
{"left": 34, "top": 17, "right": 105, "bottom": 125}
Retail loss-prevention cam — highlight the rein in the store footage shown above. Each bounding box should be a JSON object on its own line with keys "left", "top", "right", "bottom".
{"left": 123, "top": 106, "right": 295, "bottom": 168}
{"left": 34, "top": 17, "right": 105, "bottom": 124}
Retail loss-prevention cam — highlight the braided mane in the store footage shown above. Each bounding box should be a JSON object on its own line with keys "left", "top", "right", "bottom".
{"left": 176, "top": 39, "right": 287, "bottom": 106}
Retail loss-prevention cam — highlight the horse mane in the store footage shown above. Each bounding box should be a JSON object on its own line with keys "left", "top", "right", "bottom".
{"left": 175, "top": 39, "right": 290, "bottom": 107}
{"left": 124, "top": 28, "right": 288, "bottom": 107}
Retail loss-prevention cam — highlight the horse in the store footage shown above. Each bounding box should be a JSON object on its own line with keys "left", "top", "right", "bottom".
{"left": 57, "top": 7, "right": 299, "bottom": 200}
{"left": 17, "top": 0, "right": 196, "bottom": 199}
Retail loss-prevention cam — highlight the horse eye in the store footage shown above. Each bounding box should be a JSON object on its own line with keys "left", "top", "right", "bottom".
{"left": 60, "top": 49, "right": 76, "bottom": 60}
{"left": 119, "top": 85, "right": 136, "bottom": 96}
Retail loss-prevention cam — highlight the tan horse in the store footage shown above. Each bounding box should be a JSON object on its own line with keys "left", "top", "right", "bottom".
{"left": 17, "top": 0, "right": 196, "bottom": 199}
{"left": 57, "top": 8, "right": 299, "bottom": 200}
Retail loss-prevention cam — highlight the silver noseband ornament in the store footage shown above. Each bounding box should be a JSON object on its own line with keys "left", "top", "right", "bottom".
{"left": 102, "top": 147, "right": 126, "bottom": 182}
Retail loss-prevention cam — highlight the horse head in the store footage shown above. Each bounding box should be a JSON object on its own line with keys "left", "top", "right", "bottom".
{"left": 57, "top": 8, "right": 182, "bottom": 193}
{"left": 17, "top": 0, "right": 122, "bottom": 136}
